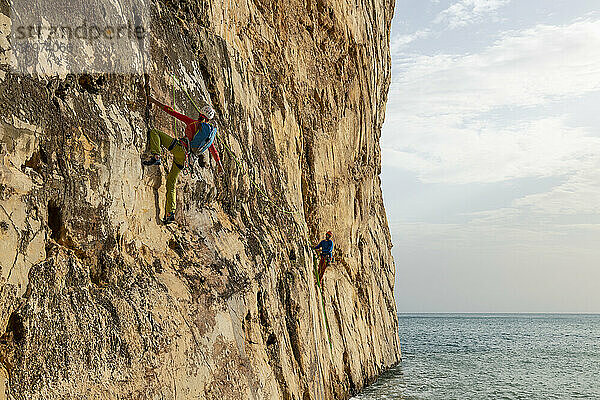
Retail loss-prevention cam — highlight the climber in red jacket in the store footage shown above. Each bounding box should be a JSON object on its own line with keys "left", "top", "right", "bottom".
{"left": 143, "top": 95, "right": 223, "bottom": 224}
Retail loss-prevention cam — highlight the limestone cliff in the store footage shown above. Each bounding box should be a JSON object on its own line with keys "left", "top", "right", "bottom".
{"left": 0, "top": 0, "right": 400, "bottom": 398}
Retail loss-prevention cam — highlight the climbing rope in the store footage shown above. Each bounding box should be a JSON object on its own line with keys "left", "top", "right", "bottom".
{"left": 310, "top": 303, "right": 327, "bottom": 400}
{"left": 314, "top": 252, "right": 333, "bottom": 350}
{"left": 170, "top": 73, "right": 300, "bottom": 215}
{"left": 169, "top": 75, "right": 203, "bottom": 180}
{"left": 172, "top": 73, "right": 177, "bottom": 139}
{"left": 169, "top": 72, "right": 331, "bottom": 397}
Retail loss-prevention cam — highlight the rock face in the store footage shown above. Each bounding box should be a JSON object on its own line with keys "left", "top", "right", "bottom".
{"left": 0, "top": 0, "right": 400, "bottom": 398}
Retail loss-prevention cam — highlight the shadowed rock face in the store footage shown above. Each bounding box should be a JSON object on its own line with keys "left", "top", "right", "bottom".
{"left": 0, "top": 0, "right": 400, "bottom": 399}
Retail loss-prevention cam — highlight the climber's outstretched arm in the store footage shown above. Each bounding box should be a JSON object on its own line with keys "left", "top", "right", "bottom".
{"left": 149, "top": 96, "right": 195, "bottom": 125}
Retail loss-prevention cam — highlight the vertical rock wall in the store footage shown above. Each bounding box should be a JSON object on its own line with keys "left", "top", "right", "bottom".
{"left": 0, "top": 0, "right": 400, "bottom": 398}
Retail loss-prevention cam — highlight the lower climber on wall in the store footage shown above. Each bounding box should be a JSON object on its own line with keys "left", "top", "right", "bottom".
{"left": 314, "top": 231, "right": 334, "bottom": 283}
{"left": 143, "top": 95, "right": 224, "bottom": 224}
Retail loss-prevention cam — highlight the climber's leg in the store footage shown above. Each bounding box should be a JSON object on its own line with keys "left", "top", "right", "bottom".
{"left": 318, "top": 257, "right": 324, "bottom": 282}
{"left": 144, "top": 128, "right": 174, "bottom": 165}
{"left": 318, "top": 255, "right": 329, "bottom": 282}
{"left": 163, "top": 144, "right": 186, "bottom": 223}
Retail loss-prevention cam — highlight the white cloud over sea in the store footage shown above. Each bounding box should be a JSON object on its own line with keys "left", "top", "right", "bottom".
{"left": 385, "top": 18, "right": 600, "bottom": 184}
{"left": 383, "top": 1, "right": 600, "bottom": 312}
{"left": 435, "top": 0, "right": 511, "bottom": 29}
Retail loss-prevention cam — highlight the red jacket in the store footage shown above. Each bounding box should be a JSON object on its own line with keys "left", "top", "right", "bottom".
{"left": 160, "top": 104, "right": 221, "bottom": 164}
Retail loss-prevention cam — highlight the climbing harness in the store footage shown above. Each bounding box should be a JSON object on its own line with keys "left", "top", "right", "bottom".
{"left": 167, "top": 76, "right": 197, "bottom": 178}
{"left": 164, "top": 133, "right": 205, "bottom": 179}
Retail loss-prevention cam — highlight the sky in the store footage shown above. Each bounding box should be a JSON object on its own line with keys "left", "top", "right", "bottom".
{"left": 382, "top": 0, "right": 600, "bottom": 313}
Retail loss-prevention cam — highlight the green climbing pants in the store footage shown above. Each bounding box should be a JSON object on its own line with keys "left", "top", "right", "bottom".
{"left": 148, "top": 128, "right": 186, "bottom": 215}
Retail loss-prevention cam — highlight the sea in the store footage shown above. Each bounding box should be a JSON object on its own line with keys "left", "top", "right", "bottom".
{"left": 352, "top": 313, "right": 600, "bottom": 400}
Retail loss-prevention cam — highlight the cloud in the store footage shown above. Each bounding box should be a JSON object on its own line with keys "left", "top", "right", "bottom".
{"left": 390, "top": 208, "right": 600, "bottom": 253}
{"left": 390, "top": 19, "right": 600, "bottom": 113}
{"left": 390, "top": 30, "right": 431, "bottom": 54}
{"left": 391, "top": 0, "right": 511, "bottom": 52}
{"left": 435, "top": 0, "right": 511, "bottom": 29}
{"left": 383, "top": 116, "right": 600, "bottom": 184}
{"left": 383, "top": 18, "right": 600, "bottom": 185}
{"left": 512, "top": 167, "right": 600, "bottom": 215}
{"left": 386, "top": 2, "right": 600, "bottom": 313}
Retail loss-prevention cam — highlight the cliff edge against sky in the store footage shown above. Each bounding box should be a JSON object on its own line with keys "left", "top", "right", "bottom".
{"left": 0, "top": 0, "right": 400, "bottom": 398}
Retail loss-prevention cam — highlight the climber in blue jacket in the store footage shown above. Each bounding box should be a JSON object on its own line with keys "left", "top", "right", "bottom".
{"left": 314, "top": 231, "right": 334, "bottom": 283}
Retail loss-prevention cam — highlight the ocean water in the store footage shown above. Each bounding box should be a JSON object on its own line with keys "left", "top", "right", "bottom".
{"left": 353, "top": 314, "right": 600, "bottom": 400}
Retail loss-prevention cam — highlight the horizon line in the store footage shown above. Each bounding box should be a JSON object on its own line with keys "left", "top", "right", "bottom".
{"left": 397, "top": 311, "right": 600, "bottom": 314}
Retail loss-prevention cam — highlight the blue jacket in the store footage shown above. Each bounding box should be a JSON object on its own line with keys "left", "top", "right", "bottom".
{"left": 315, "top": 239, "right": 333, "bottom": 255}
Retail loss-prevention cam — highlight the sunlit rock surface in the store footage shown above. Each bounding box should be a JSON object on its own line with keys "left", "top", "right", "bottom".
{"left": 0, "top": 0, "right": 400, "bottom": 398}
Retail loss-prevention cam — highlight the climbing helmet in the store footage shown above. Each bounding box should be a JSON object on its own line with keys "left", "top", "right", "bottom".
{"left": 199, "top": 103, "right": 215, "bottom": 120}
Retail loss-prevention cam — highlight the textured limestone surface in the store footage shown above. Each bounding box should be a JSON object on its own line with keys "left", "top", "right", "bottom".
{"left": 0, "top": 0, "right": 400, "bottom": 399}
